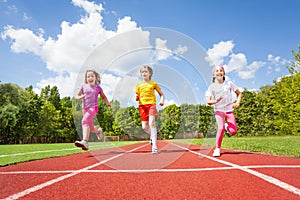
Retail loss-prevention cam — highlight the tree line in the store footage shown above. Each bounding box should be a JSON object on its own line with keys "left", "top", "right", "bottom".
{"left": 1, "top": 47, "right": 299, "bottom": 144}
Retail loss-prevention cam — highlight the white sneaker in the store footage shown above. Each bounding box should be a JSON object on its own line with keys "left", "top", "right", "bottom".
{"left": 213, "top": 148, "right": 221, "bottom": 157}
{"left": 96, "top": 128, "right": 103, "bottom": 141}
{"left": 152, "top": 148, "right": 158, "bottom": 154}
{"left": 75, "top": 140, "right": 89, "bottom": 150}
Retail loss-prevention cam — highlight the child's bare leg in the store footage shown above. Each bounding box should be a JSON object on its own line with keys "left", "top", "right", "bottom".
{"left": 142, "top": 121, "right": 150, "bottom": 135}
{"left": 82, "top": 125, "right": 90, "bottom": 141}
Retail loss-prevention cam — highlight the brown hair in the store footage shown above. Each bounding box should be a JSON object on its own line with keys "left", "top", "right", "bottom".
{"left": 140, "top": 65, "right": 153, "bottom": 79}
{"left": 212, "top": 66, "right": 225, "bottom": 83}
{"left": 84, "top": 69, "right": 101, "bottom": 84}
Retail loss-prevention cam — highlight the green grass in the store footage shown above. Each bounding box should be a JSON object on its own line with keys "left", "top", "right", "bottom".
{"left": 0, "top": 136, "right": 299, "bottom": 167}
{"left": 190, "top": 136, "right": 300, "bottom": 158}
{"left": 0, "top": 141, "right": 139, "bottom": 166}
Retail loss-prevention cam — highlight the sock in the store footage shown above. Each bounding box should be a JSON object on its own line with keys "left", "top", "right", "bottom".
{"left": 146, "top": 128, "right": 151, "bottom": 135}
{"left": 150, "top": 127, "right": 157, "bottom": 149}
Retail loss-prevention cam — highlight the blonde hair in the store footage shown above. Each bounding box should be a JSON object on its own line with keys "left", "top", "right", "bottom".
{"left": 140, "top": 65, "right": 153, "bottom": 79}
{"left": 84, "top": 69, "right": 101, "bottom": 84}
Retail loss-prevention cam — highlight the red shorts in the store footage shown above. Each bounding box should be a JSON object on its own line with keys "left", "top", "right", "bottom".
{"left": 138, "top": 104, "right": 158, "bottom": 121}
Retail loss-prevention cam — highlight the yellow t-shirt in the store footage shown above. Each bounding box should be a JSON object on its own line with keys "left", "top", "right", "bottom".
{"left": 136, "top": 80, "right": 160, "bottom": 105}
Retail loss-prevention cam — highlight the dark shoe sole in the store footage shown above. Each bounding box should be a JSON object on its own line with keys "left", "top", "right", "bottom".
{"left": 75, "top": 141, "right": 88, "bottom": 150}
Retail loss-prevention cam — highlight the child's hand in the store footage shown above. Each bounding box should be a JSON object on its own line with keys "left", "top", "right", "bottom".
{"left": 215, "top": 97, "right": 222, "bottom": 104}
{"left": 232, "top": 102, "right": 240, "bottom": 108}
{"left": 135, "top": 96, "right": 139, "bottom": 101}
{"left": 159, "top": 101, "right": 164, "bottom": 106}
{"left": 106, "top": 103, "right": 112, "bottom": 107}
{"left": 76, "top": 94, "right": 85, "bottom": 100}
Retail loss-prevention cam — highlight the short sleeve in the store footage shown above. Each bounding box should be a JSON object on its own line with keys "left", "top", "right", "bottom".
{"left": 97, "top": 85, "right": 103, "bottom": 94}
{"left": 229, "top": 81, "right": 239, "bottom": 92}
{"left": 205, "top": 86, "right": 212, "bottom": 97}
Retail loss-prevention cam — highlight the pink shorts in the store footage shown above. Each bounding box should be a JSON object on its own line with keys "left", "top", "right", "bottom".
{"left": 138, "top": 104, "right": 158, "bottom": 121}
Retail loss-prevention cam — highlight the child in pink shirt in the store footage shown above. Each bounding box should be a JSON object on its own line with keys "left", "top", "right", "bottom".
{"left": 75, "top": 69, "right": 111, "bottom": 150}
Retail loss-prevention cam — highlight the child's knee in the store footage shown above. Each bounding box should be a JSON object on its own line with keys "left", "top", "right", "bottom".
{"left": 82, "top": 119, "right": 89, "bottom": 126}
{"left": 228, "top": 127, "right": 237, "bottom": 135}
{"left": 142, "top": 124, "right": 149, "bottom": 131}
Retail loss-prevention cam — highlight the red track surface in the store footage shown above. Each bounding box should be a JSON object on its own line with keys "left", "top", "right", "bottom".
{"left": 1, "top": 141, "right": 299, "bottom": 200}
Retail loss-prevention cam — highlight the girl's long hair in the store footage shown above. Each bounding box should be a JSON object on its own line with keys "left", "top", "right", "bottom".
{"left": 85, "top": 69, "right": 101, "bottom": 84}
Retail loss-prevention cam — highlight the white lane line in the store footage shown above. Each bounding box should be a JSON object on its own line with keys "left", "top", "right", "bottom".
{"left": 171, "top": 143, "right": 300, "bottom": 196}
{"left": 0, "top": 143, "right": 114, "bottom": 158}
{"left": 0, "top": 148, "right": 80, "bottom": 158}
{"left": 3, "top": 143, "right": 149, "bottom": 200}
{"left": 1, "top": 165, "right": 300, "bottom": 175}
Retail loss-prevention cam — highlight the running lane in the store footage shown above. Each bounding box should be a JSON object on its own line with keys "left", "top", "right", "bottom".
{"left": 0, "top": 141, "right": 299, "bottom": 200}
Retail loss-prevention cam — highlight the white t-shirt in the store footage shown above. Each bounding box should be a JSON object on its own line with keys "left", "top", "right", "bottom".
{"left": 205, "top": 80, "right": 239, "bottom": 112}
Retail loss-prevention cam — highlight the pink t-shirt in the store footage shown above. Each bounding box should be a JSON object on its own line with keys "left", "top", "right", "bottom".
{"left": 80, "top": 84, "right": 103, "bottom": 109}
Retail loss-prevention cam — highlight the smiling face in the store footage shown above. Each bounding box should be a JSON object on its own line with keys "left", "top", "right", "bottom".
{"left": 213, "top": 66, "right": 225, "bottom": 83}
{"left": 86, "top": 71, "right": 96, "bottom": 85}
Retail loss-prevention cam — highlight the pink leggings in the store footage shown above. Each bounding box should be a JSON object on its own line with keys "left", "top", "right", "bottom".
{"left": 82, "top": 107, "right": 98, "bottom": 133}
{"left": 215, "top": 111, "right": 237, "bottom": 148}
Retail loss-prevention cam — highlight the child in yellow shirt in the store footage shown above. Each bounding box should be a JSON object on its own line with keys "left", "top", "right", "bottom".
{"left": 136, "top": 66, "right": 164, "bottom": 154}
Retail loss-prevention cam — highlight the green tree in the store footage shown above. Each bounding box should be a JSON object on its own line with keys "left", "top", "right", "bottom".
{"left": 198, "top": 104, "right": 213, "bottom": 137}
{"left": 113, "top": 106, "right": 142, "bottom": 138}
{"left": 178, "top": 104, "right": 199, "bottom": 138}
{"left": 159, "top": 104, "right": 181, "bottom": 139}
{"left": 0, "top": 83, "right": 28, "bottom": 144}
{"left": 287, "top": 45, "right": 300, "bottom": 75}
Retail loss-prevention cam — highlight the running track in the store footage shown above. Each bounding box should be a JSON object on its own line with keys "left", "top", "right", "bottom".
{"left": 1, "top": 141, "right": 299, "bottom": 200}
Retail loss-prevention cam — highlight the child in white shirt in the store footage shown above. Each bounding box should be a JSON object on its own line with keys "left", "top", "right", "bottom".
{"left": 206, "top": 66, "right": 242, "bottom": 157}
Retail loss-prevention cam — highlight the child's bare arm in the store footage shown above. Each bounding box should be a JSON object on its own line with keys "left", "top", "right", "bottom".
{"left": 233, "top": 89, "right": 242, "bottom": 108}
{"left": 100, "top": 92, "right": 112, "bottom": 107}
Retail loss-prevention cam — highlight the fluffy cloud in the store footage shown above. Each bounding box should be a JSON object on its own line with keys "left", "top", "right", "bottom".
{"left": 1, "top": 0, "right": 141, "bottom": 98}
{"left": 206, "top": 40, "right": 276, "bottom": 79}
{"left": 206, "top": 40, "right": 234, "bottom": 66}
{"left": 206, "top": 40, "right": 289, "bottom": 80}
{"left": 1, "top": 0, "right": 188, "bottom": 104}
{"left": 1, "top": 25, "right": 45, "bottom": 54}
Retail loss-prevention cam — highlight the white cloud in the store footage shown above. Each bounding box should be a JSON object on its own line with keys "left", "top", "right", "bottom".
{"left": 23, "top": 12, "right": 31, "bottom": 21}
{"left": 267, "top": 54, "right": 289, "bottom": 73}
{"left": 1, "top": 0, "right": 210, "bottom": 107}
{"left": 1, "top": 25, "right": 45, "bottom": 54}
{"left": 1, "top": 0, "right": 145, "bottom": 99}
{"left": 117, "top": 16, "right": 139, "bottom": 33}
{"left": 71, "top": 0, "right": 103, "bottom": 14}
{"left": 226, "top": 53, "right": 247, "bottom": 73}
{"left": 206, "top": 40, "right": 234, "bottom": 66}
{"left": 35, "top": 72, "right": 78, "bottom": 97}
{"left": 206, "top": 40, "right": 268, "bottom": 80}
{"left": 154, "top": 38, "right": 172, "bottom": 61}
{"left": 174, "top": 45, "right": 188, "bottom": 55}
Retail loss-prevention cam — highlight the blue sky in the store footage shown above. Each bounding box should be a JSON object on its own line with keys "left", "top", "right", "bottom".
{"left": 1, "top": 0, "right": 300, "bottom": 107}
